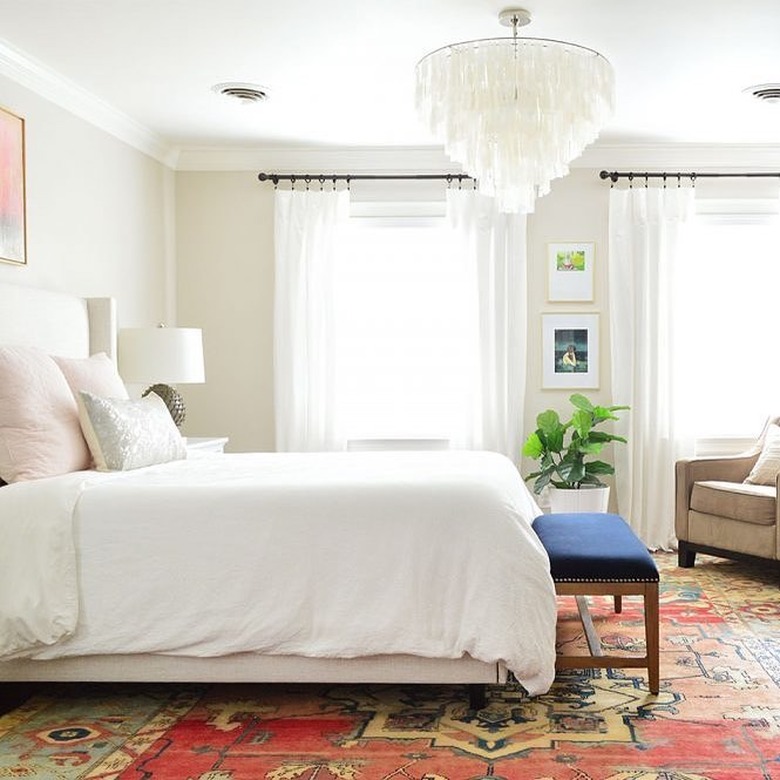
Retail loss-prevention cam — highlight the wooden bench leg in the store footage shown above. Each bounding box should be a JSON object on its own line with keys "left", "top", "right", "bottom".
{"left": 644, "top": 583, "right": 660, "bottom": 694}
{"left": 555, "top": 583, "right": 660, "bottom": 695}
{"left": 614, "top": 594, "right": 622, "bottom": 613}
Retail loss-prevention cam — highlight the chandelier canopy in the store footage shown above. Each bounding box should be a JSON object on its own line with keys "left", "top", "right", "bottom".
{"left": 415, "top": 9, "right": 615, "bottom": 214}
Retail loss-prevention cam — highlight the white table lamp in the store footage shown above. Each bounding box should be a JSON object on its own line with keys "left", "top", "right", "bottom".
{"left": 118, "top": 326, "right": 205, "bottom": 426}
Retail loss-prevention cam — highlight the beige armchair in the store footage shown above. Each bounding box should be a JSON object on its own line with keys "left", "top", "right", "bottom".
{"left": 675, "top": 418, "right": 780, "bottom": 568}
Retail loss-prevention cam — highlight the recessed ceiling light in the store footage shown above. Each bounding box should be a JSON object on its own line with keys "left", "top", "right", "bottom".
{"left": 212, "top": 82, "right": 269, "bottom": 104}
{"left": 743, "top": 83, "right": 780, "bottom": 104}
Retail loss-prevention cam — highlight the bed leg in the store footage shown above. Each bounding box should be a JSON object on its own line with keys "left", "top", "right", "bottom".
{"left": 0, "top": 683, "right": 36, "bottom": 716}
{"left": 467, "top": 684, "right": 486, "bottom": 711}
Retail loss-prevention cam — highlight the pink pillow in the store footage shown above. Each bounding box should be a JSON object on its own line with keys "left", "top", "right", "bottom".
{"left": 0, "top": 346, "right": 91, "bottom": 482}
{"left": 53, "top": 352, "right": 129, "bottom": 401}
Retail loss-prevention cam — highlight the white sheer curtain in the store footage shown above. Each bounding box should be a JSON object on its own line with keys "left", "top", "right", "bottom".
{"left": 273, "top": 188, "right": 349, "bottom": 451}
{"left": 447, "top": 188, "right": 529, "bottom": 460}
{"left": 608, "top": 185, "right": 694, "bottom": 549}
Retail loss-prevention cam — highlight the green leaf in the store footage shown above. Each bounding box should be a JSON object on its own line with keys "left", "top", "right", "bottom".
{"left": 592, "top": 405, "right": 618, "bottom": 422}
{"left": 579, "top": 473, "right": 607, "bottom": 487}
{"left": 537, "top": 410, "right": 561, "bottom": 436}
{"left": 584, "top": 460, "right": 615, "bottom": 475}
{"left": 522, "top": 432, "right": 544, "bottom": 458}
{"left": 570, "top": 408, "right": 593, "bottom": 438}
{"left": 533, "top": 472, "right": 551, "bottom": 494}
{"left": 559, "top": 460, "right": 585, "bottom": 485}
{"left": 569, "top": 393, "right": 593, "bottom": 413}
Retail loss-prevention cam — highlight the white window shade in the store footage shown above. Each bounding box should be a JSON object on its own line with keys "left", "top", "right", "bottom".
{"left": 118, "top": 327, "right": 205, "bottom": 385}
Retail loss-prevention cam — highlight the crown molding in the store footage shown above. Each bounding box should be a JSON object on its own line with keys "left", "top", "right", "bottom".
{"left": 0, "top": 38, "right": 176, "bottom": 167}
{"left": 174, "top": 145, "right": 462, "bottom": 173}
{"left": 177, "top": 141, "right": 780, "bottom": 174}
{"left": 577, "top": 141, "right": 780, "bottom": 170}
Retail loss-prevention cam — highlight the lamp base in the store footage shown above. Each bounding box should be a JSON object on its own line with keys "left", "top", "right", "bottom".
{"left": 143, "top": 383, "right": 186, "bottom": 427}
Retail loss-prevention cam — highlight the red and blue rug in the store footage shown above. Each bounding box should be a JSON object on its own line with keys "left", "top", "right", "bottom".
{"left": 1, "top": 553, "right": 779, "bottom": 779}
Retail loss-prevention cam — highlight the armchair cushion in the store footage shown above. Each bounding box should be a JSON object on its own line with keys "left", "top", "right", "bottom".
{"left": 690, "top": 480, "right": 776, "bottom": 525}
{"left": 744, "top": 423, "right": 780, "bottom": 485}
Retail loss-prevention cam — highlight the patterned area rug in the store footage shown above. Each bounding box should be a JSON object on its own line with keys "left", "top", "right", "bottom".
{"left": 1, "top": 553, "right": 779, "bottom": 780}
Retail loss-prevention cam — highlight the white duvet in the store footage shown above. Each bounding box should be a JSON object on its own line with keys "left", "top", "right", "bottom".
{"left": 0, "top": 450, "right": 556, "bottom": 695}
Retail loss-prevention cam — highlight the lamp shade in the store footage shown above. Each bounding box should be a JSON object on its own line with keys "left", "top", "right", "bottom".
{"left": 118, "top": 327, "right": 205, "bottom": 385}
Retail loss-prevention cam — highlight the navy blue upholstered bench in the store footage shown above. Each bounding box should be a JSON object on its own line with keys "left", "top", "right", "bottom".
{"left": 533, "top": 512, "right": 660, "bottom": 694}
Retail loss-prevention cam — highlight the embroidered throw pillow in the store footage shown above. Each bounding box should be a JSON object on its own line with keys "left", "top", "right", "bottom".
{"left": 0, "top": 345, "right": 92, "bottom": 482}
{"left": 77, "top": 391, "right": 186, "bottom": 471}
{"left": 744, "top": 423, "right": 780, "bottom": 485}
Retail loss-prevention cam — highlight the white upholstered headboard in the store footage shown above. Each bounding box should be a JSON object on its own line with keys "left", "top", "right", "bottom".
{"left": 0, "top": 282, "right": 116, "bottom": 359}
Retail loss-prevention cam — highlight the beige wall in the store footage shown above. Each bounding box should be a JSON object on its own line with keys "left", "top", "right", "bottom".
{"left": 175, "top": 165, "right": 617, "bottom": 459}
{"left": 525, "top": 168, "right": 613, "bottom": 425}
{"left": 0, "top": 76, "right": 171, "bottom": 329}
{"left": 175, "top": 172, "right": 275, "bottom": 450}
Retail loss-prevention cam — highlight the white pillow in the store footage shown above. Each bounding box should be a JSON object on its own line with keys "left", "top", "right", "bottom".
{"left": 744, "top": 423, "right": 780, "bottom": 485}
{"left": 77, "top": 391, "right": 186, "bottom": 471}
{"left": 53, "top": 352, "right": 129, "bottom": 401}
{"left": 0, "top": 345, "right": 91, "bottom": 482}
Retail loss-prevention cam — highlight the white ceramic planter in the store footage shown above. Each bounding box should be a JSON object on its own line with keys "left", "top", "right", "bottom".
{"left": 548, "top": 485, "right": 610, "bottom": 514}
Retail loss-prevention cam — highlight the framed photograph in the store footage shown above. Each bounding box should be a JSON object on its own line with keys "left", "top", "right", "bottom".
{"left": 0, "top": 106, "right": 26, "bottom": 266}
{"left": 547, "top": 242, "right": 594, "bottom": 302}
{"left": 542, "top": 313, "right": 599, "bottom": 389}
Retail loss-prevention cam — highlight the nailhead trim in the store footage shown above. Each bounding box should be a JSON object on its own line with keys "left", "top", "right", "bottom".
{"left": 553, "top": 576, "right": 659, "bottom": 583}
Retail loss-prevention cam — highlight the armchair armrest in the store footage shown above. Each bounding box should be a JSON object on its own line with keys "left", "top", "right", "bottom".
{"left": 675, "top": 452, "right": 760, "bottom": 540}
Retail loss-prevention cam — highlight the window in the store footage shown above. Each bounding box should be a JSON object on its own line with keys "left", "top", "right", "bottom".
{"left": 334, "top": 208, "right": 474, "bottom": 445}
{"left": 675, "top": 200, "right": 780, "bottom": 439}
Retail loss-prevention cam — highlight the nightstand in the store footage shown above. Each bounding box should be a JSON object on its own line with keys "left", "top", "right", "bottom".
{"left": 184, "top": 436, "right": 229, "bottom": 454}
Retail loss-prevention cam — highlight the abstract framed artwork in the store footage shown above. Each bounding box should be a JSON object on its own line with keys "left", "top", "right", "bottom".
{"left": 547, "top": 242, "right": 594, "bottom": 302}
{"left": 542, "top": 313, "right": 599, "bottom": 389}
{"left": 0, "top": 106, "right": 26, "bottom": 266}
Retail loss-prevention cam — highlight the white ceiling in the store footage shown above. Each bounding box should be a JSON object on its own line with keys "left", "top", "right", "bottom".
{"left": 1, "top": 0, "right": 780, "bottom": 158}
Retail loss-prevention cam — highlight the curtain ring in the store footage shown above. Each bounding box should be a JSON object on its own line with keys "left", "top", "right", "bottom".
{"left": 628, "top": 172, "right": 634, "bottom": 189}
{"left": 662, "top": 173, "right": 667, "bottom": 189}
{"left": 290, "top": 175, "right": 296, "bottom": 190}
{"left": 318, "top": 175, "right": 325, "bottom": 191}
{"left": 644, "top": 173, "right": 649, "bottom": 188}
{"left": 346, "top": 176, "right": 352, "bottom": 191}
{"left": 690, "top": 173, "right": 697, "bottom": 188}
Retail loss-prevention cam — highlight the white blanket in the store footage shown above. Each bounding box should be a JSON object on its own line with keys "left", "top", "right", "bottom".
{"left": 0, "top": 450, "right": 556, "bottom": 695}
{"left": 0, "top": 471, "right": 87, "bottom": 657}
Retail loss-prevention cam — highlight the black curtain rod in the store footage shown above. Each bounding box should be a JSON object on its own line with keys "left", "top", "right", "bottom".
{"left": 600, "top": 170, "right": 780, "bottom": 183}
{"left": 258, "top": 172, "right": 475, "bottom": 185}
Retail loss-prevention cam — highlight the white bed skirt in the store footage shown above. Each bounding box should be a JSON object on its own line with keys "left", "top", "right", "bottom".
{"left": 0, "top": 653, "right": 505, "bottom": 684}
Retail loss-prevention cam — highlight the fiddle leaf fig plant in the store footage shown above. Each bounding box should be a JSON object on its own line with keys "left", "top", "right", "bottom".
{"left": 522, "top": 393, "right": 629, "bottom": 495}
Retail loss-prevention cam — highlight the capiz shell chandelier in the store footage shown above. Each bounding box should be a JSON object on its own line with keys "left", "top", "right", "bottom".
{"left": 415, "top": 8, "right": 615, "bottom": 213}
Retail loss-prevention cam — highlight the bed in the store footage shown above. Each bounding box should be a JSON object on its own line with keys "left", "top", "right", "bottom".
{"left": 0, "top": 281, "right": 557, "bottom": 702}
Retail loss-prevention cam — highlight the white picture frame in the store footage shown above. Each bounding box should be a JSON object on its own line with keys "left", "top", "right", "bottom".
{"left": 542, "top": 313, "right": 599, "bottom": 389}
{"left": 547, "top": 242, "right": 594, "bottom": 302}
